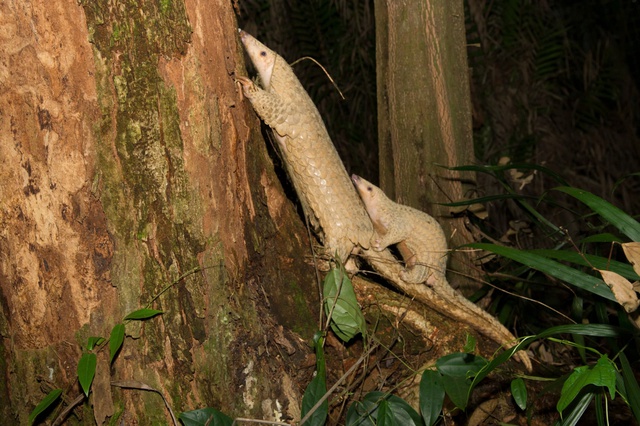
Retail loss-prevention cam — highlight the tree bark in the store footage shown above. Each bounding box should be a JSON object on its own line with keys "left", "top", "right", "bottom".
{"left": 0, "top": 0, "right": 318, "bottom": 423}
{"left": 374, "top": 0, "right": 482, "bottom": 292}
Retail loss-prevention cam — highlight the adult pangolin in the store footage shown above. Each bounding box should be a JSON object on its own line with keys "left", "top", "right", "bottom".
{"left": 236, "top": 29, "right": 373, "bottom": 262}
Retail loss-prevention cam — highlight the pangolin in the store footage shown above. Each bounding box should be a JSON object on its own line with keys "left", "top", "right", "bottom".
{"left": 236, "top": 30, "right": 373, "bottom": 262}
{"left": 352, "top": 174, "right": 533, "bottom": 371}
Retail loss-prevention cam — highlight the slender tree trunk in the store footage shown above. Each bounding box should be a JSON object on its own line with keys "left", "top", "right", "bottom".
{"left": 374, "top": 0, "right": 482, "bottom": 292}
{"left": 0, "top": 0, "right": 318, "bottom": 423}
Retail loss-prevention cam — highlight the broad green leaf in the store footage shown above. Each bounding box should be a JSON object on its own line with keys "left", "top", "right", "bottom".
{"left": 469, "top": 243, "right": 616, "bottom": 302}
{"left": 620, "top": 352, "right": 640, "bottom": 423}
{"left": 511, "top": 378, "right": 527, "bottom": 410}
{"left": 109, "top": 323, "right": 125, "bottom": 364}
{"left": 28, "top": 388, "right": 62, "bottom": 425}
{"left": 323, "top": 268, "right": 366, "bottom": 342}
{"left": 345, "top": 400, "right": 376, "bottom": 426}
{"left": 555, "top": 186, "right": 640, "bottom": 242}
{"left": 369, "top": 393, "right": 420, "bottom": 426}
{"left": 301, "top": 336, "right": 327, "bottom": 426}
{"left": 435, "top": 353, "right": 488, "bottom": 377}
{"left": 376, "top": 400, "right": 392, "bottom": 426}
{"left": 301, "top": 373, "right": 327, "bottom": 426}
{"left": 376, "top": 399, "right": 416, "bottom": 426}
{"left": 557, "top": 356, "right": 616, "bottom": 412}
{"left": 420, "top": 370, "right": 444, "bottom": 426}
{"left": 436, "top": 353, "right": 489, "bottom": 409}
{"left": 530, "top": 249, "right": 640, "bottom": 281}
{"left": 178, "top": 408, "right": 233, "bottom": 426}
{"left": 346, "top": 392, "right": 420, "bottom": 426}
{"left": 442, "top": 376, "right": 472, "bottom": 410}
{"left": 86, "top": 336, "right": 104, "bottom": 351}
{"left": 77, "top": 352, "right": 97, "bottom": 397}
{"left": 124, "top": 308, "right": 163, "bottom": 321}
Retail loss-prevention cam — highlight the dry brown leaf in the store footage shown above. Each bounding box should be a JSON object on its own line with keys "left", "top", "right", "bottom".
{"left": 622, "top": 242, "right": 640, "bottom": 276}
{"left": 92, "top": 353, "right": 114, "bottom": 425}
{"left": 599, "top": 269, "right": 640, "bottom": 313}
{"left": 468, "top": 397, "right": 500, "bottom": 426}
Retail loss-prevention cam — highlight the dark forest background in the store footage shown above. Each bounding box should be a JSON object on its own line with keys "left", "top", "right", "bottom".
{"left": 237, "top": 0, "right": 640, "bottom": 217}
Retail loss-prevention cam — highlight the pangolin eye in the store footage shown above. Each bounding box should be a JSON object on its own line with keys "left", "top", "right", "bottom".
{"left": 260, "top": 51, "right": 267, "bottom": 57}
{"left": 367, "top": 186, "right": 372, "bottom": 191}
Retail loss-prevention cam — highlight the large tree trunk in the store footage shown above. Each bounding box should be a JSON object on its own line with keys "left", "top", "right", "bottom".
{"left": 0, "top": 0, "right": 318, "bottom": 423}
{"left": 374, "top": 0, "right": 482, "bottom": 292}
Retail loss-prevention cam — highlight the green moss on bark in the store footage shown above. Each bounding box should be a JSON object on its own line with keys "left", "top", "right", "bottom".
{"left": 82, "top": 0, "right": 217, "bottom": 418}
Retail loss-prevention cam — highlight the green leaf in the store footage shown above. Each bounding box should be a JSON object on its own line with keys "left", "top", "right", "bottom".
{"left": 345, "top": 400, "right": 377, "bottom": 426}
{"left": 554, "top": 392, "right": 594, "bottom": 426}
{"left": 436, "top": 353, "right": 488, "bottom": 377}
{"left": 555, "top": 186, "right": 640, "bottom": 242}
{"left": 346, "top": 393, "right": 420, "bottom": 426}
{"left": 463, "top": 334, "right": 477, "bottom": 353}
{"left": 420, "top": 370, "right": 444, "bottom": 426}
{"left": 511, "top": 378, "right": 527, "bottom": 410}
{"left": 109, "top": 323, "right": 125, "bottom": 364}
{"left": 301, "top": 336, "right": 328, "bottom": 426}
{"left": 443, "top": 376, "right": 472, "bottom": 410}
{"left": 77, "top": 352, "right": 97, "bottom": 397}
{"left": 620, "top": 352, "right": 640, "bottom": 423}
{"left": 530, "top": 249, "right": 640, "bottom": 281}
{"left": 534, "top": 324, "right": 625, "bottom": 339}
{"left": 28, "top": 388, "right": 62, "bottom": 425}
{"left": 124, "top": 308, "right": 163, "bottom": 321}
{"left": 469, "top": 243, "right": 616, "bottom": 302}
{"left": 436, "top": 353, "right": 488, "bottom": 409}
{"left": 469, "top": 324, "right": 625, "bottom": 393}
{"left": 323, "top": 268, "right": 366, "bottom": 342}
{"left": 580, "top": 233, "right": 624, "bottom": 244}
{"left": 378, "top": 398, "right": 417, "bottom": 426}
{"left": 557, "top": 356, "right": 617, "bottom": 413}
{"left": 86, "top": 336, "right": 104, "bottom": 351}
{"left": 376, "top": 400, "right": 392, "bottom": 426}
{"left": 594, "top": 393, "right": 605, "bottom": 426}
{"left": 178, "top": 408, "right": 233, "bottom": 426}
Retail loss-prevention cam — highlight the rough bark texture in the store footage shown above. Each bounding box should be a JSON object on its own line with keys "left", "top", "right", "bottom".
{"left": 0, "top": 0, "right": 319, "bottom": 423}
{"left": 375, "top": 0, "right": 482, "bottom": 292}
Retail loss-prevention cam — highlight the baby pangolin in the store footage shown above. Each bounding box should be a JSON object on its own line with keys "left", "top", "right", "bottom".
{"left": 352, "top": 174, "right": 532, "bottom": 371}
